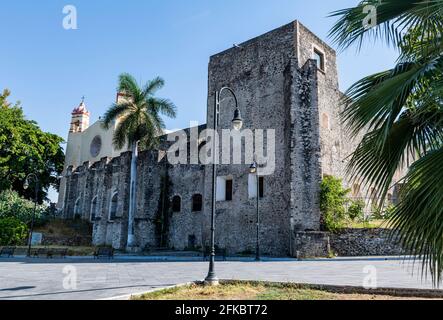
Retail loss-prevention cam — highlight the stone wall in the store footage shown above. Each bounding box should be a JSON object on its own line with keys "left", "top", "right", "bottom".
{"left": 292, "top": 228, "right": 406, "bottom": 258}
{"left": 330, "top": 229, "right": 406, "bottom": 257}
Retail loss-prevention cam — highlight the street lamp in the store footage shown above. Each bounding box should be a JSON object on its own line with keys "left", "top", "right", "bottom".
{"left": 249, "top": 161, "right": 260, "bottom": 261}
{"left": 205, "top": 87, "right": 243, "bottom": 286}
{"left": 23, "top": 173, "right": 39, "bottom": 257}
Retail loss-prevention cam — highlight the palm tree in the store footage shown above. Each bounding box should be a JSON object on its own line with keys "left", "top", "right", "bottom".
{"left": 330, "top": 0, "right": 443, "bottom": 284}
{"left": 103, "top": 73, "right": 176, "bottom": 248}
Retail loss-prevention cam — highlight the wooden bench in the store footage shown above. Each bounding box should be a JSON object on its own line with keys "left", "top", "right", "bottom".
{"left": 203, "top": 246, "right": 227, "bottom": 261}
{"left": 0, "top": 247, "right": 15, "bottom": 258}
{"left": 50, "top": 248, "right": 68, "bottom": 258}
{"left": 94, "top": 247, "right": 114, "bottom": 259}
{"left": 32, "top": 248, "right": 50, "bottom": 258}
{"left": 29, "top": 248, "right": 68, "bottom": 258}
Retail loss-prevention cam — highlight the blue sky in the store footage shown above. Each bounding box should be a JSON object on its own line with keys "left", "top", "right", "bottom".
{"left": 0, "top": 1, "right": 398, "bottom": 201}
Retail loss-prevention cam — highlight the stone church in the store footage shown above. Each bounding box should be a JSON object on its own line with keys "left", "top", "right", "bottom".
{"left": 59, "top": 21, "right": 401, "bottom": 256}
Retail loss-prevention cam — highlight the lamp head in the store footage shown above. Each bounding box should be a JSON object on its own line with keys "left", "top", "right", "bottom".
{"left": 231, "top": 108, "right": 243, "bottom": 131}
{"left": 23, "top": 179, "right": 29, "bottom": 190}
{"left": 249, "top": 162, "right": 257, "bottom": 174}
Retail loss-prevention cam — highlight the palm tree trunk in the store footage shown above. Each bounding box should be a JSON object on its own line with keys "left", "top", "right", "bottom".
{"left": 127, "top": 141, "right": 138, "bottom": 248}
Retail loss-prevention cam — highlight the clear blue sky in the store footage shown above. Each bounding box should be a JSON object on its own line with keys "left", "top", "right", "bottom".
{"left": 0, "top": 1, "right": 398, "bottom": 201}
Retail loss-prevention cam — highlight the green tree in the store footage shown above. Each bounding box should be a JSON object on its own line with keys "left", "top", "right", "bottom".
{"left": 320, "top": 176, "right": 350, "bottom": 232}
{"left": 0, "top": 190, "right": 47, "bottom": 224}
{"left": 0, "top": 217, "right": 28, "bottom": 246}
{"left": 330, "top": 1, "right": 443, "bottom": 283}
{"left": 0, "top": 89, "right": 65, "bottom": 202}
{"left": 102, "top": 74, "right": 176, "bottom": 247}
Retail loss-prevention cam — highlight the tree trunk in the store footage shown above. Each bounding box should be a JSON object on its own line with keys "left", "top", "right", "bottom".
{"left": 127, "top": 141, "right": 138, "bottom": 248}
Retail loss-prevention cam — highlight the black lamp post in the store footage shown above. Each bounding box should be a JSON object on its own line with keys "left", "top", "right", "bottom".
{"left": 24, "top": 173, "right": 39, "bottom": 257}
{"left": 249, "top": 161, "right": 260, "bottom": 261}
{"left": 205, "top": 87, "right": 243, "bottom": 286}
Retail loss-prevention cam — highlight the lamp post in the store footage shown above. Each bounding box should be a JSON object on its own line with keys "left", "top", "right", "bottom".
{"left": 249, "top": 161, "right": 260, "bottom": 261}
{"left": 205, "top": 87, "right": 243, "bottom": 286}
{"left": 24, "top": 173, "right": 39, "bottom": 257}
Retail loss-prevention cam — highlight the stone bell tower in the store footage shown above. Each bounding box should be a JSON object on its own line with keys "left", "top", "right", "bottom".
{"left": 70, "top": 97, "right": 90, "bottom": 133}
{"left": 57, "top": 98, "right": 90, "bottom": 209}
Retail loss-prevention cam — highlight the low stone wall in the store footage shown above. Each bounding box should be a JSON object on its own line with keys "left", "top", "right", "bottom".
{"left": 292, "top": 231, "right": 331, "bottom": 258}
{"left": 41, "top": 235, "right": 92, "bottom": 247}
{"left": 292, "top": 229, "right": 406, "bottom": 258}
{"left": 330, "top": 229, "right": 406, "bottom": 257}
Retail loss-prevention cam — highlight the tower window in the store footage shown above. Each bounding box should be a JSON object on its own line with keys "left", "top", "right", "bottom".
{"left": 225, "top": 179, "right": 233, "bottom": 201}
{"left": 172, "top": 195, "right": 181, "bottom": 213}
{"left": 321, "top": 113, "right": 330, "bottom": 130}
{"left": 248, "top": 175, "right": 265, "bottom": 199}
{"left": 313, "top": 48, "right": 325, "bottom": 72}
{"left": 216, "top": 177, "right": 233, "bottom": 202}
{"left": 109, "top": 193, "right": 118, "bottom": 221}
{"left": 192, "top": 194, "right": 203, "bottom": 212}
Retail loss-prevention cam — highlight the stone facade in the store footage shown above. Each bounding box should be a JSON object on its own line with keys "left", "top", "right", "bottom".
{"left": 60, "top": 20, "right": 402, "bottom": 256}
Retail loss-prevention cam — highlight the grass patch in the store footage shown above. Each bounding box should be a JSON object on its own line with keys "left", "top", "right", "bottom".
{"left": 344, "top": 219, "right": 391, "bottom": 229}
{"left": 132, "top": 282, "right": 439, "bottom": 301}
{"left": 34, "top": 219, "right": 92, "bottom": 237}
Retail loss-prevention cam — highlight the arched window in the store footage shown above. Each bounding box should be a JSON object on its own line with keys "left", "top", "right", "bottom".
{"left": 321, "top": 113, "right": 330, "bottom": 130}
{"left": 109, "top": 193, "right": 118, "bottom": 221}
{"left": 172, "top": 195, "right": 181, "bottom": 213}
{"left": 192, "top": 194, "right": 203, "bottom": 212}
{"left": 90, "top": 196, "right": 98, "bottom": 221}
{"left": 74, "top": 198, "right": 81, "bottom": 219}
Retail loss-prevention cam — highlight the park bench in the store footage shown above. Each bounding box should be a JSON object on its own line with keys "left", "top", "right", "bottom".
{"left": 0, "top": 247, "right": 15, "bottom": 258}
{"left": 203, "top": 246, "right": 227, "bottom": 261}
{"left": 30, "top": 247, "right": 68, "bottom": 258}
{"left": 32, "top": 248, "right": 50, "bottom": 258}
{"left": 49, "top": 248, "right": 68, "bottom": 258}
{"left": 94, "top": 247, "right": 114, "bottom": 259}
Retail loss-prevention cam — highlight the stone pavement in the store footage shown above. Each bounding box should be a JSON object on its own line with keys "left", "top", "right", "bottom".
{"left": 0, "top": 256, "right": 441, "bottom": 300}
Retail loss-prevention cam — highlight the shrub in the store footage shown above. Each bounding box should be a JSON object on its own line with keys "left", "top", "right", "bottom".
{"left": 347, "top": 200, "right": 365, "bottom": 221}
{"left": 320, "top": 176, "right": 350, "bottom": 232}
{"left": 0, "top": 190, "right": 47, "bottom": 224}
{"left": 0, "top": 217, "right": 28, "bottom": 245}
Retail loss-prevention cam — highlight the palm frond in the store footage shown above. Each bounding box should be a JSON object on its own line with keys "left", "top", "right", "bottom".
{"left": 143, "top": 77, "right": 165, "bottom": 96}
{"left": 329, "top": 0, "right": 443, "bottom": 51}
{"left": 103, "top": 73, "right": 177, "bottom": 151}
{"left": 389, "top": 147, "right": 443, "bottom": 285}
{"left": 118, "top": 73, "right": 140, "bottom": 98}
{"left": 148, "top": 97, "right": 177, "bottom": 119}
{"left": 102, "top": 102, "right": 131, "bottom": 129}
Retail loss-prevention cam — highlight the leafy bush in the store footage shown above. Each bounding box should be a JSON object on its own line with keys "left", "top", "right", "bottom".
{"left": 320, "top": 176, "right": 350, "bottom": 232}
{"left": 372, "top": 204, "right": 396, "bottom": 220}
{"left": 347, "top": 200, "right": 365, "bottom": 222}
{"left": 0, "top": 217, "right": 28, "bottom": 245}
{"left": 0, "top": 190, "right": 47, "bottom": 224}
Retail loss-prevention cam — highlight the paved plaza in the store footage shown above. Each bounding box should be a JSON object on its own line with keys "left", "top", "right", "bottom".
{"left": 0, "top": 256, "right": 441, "bottom": 300}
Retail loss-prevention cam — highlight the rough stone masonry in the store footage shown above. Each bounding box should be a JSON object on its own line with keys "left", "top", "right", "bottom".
{"left": 61, "top": 21, "right": 403, "bottom": 256}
